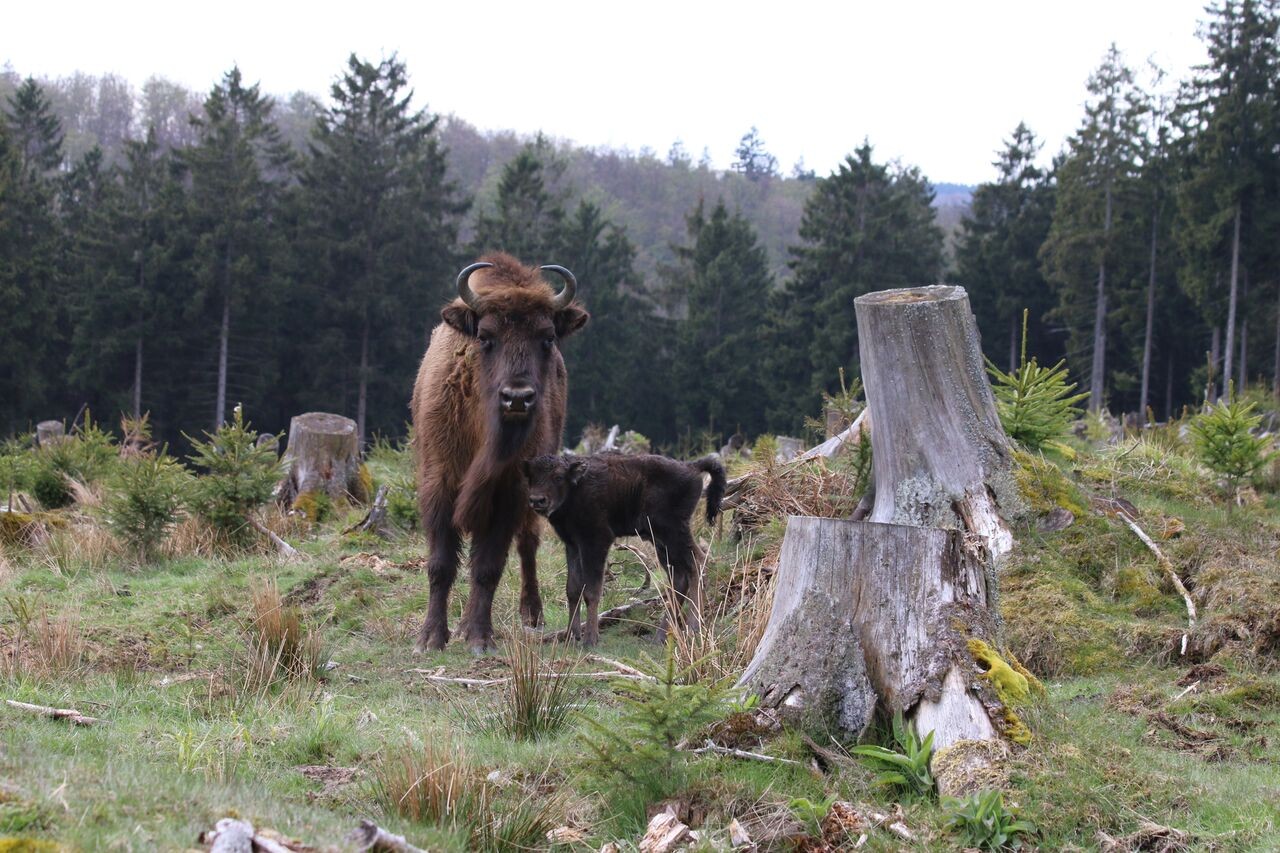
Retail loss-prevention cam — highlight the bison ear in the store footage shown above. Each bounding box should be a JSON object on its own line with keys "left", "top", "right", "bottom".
{"left": 567, "top": 458, "right": 588, "bottom": 486}
{"left": 554, "top": 305, "right": 589, "bottom": 339}
{"left": 441, "top": 304, "right": 479, "bottom": 337}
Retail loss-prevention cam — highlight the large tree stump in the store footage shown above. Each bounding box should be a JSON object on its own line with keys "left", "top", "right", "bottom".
{"left": 277, "top": 412, "right": 369, "bottom": 512}
{"left": 36, "top": 420, "right": 65, "bottom": 447}
{"left": 740, "top": 285, "right": 1025, "bottom": 758}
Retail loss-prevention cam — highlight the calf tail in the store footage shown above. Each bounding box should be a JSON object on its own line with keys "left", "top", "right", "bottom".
{"left": 692, "top": 454, "right": 727, "bottom": 523}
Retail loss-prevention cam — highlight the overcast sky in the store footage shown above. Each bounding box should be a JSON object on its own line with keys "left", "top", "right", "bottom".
{"left": 5, "top": 0, "right": 1209, "bottom": 185}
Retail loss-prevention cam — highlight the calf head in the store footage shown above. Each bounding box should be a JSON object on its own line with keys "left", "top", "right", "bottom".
{"left": 523, "top": 454, "right": 588, "bottom": 516}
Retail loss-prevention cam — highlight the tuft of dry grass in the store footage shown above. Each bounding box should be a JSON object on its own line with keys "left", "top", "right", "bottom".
{"left": 3, "top": 595, "right": 87, "bottom": 677}
{"left": 492, "top": 627, "right": 582, "bottom": 740}
{"left": 371, "top": 743, "right": 557, "bottom": 850}
{"left": 242, "top": 578, "right": 327, "bottom": 693}
{"left": 40, "top": 519, "right": 118, "bottom": 575}
{"left": 729, "top": 456, "right": 868, "bottom": 535}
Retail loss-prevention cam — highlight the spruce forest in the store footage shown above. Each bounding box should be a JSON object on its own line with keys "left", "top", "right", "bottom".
{"left": 2, "top": 2, "right": 1275, "bottom": 450}
{"left": 3, "top": 2, "right": 1280, "bottom": 852}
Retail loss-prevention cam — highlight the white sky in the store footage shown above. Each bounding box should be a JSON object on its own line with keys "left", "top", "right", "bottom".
{"left": 5, "top": 0, "right": 1208, "bottom": 185}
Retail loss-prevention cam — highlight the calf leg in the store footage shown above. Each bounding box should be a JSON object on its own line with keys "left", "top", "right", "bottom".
{"left": 579, "top": 542, "right": 610, "bottom": 647}
{"left": 564, "top": 542, "right": 584, "bottom": 642}
{"left": 654, "top": 525, "right": 702, "bottom": 637}
{"left": 416, "top": 493, "right": 462, "bottom": 653}
{"left": 515, "top": 512, "right": 544, "bottom": 628}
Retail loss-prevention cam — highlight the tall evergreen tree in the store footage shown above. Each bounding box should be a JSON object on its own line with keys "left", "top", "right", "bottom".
{"left": 1041, "top": 45, "right": 1148, "bottom": 411}
{"left": 669, "top": 200, "right": 773, "bottom": 439}
{"left": 555, "top": 200, "right": 669, "bottom": 443}
{"left": 771, "top": 142, "right": 943, "bottom": 428}
{"left": 300, "top": 54, "right": 464, "bottom": 442}
{"left": 0, "top": 82, "right": 64, "bottom": 431}
{"left": 956, "top": 123, "right": 1058, "bottom": 370}
{"left": 1176, "top": 0, "right": 1279, "bottom": 393}
{"left": 471, "top": 136, "right": 566, "bottom": 261}
{"left": 182, "top": 67, "right": 293, "bottom": 429}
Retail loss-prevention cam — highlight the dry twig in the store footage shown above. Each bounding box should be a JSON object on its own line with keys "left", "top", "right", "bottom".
{"left": 5, "top": 699, "right": 101, "bottom": 726}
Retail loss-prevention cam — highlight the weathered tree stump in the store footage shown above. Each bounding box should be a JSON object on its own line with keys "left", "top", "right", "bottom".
{"left": 277, "top": 412, "right": 369, "bottom": 512}
{"left": 36, "top": 420, "right": 65, "bottom": 447}
{"left": 740, "top": 285, "right": 1027, "bottom": 762}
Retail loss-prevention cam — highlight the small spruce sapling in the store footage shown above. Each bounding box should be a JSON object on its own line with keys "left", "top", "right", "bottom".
{"left": 185, "top": 405, "right": 282, "bottom": 544}
{"left": 1189, "top": 381, "right": 1276, "bottom": 504}
{"left": 987, "top": 310, "right": 1089, "bottom": 451}
{"left": 102, "top": 446, "right": 191, "bottom": 561}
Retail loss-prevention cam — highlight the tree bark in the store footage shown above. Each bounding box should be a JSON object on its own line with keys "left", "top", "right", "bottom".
{"left": 215, "top": 287, "right": 230, "bottom": 429}
{"left": 1090, "top": 183, "right": 1113, "bottom": 412}
{"left": 1139, "top": 199, "right": 1159, "bottom": 416}
{"left": 740, "top": 285, "right": 1022, "bottom": 754}
{"left": 132, "top": 337, "right": 143, "bottom": 421}
{"left": 1224, "top": 204, "right": 1241, "bottom": 395}
{"left": 277, "top": 412, "right": 369, "bottom": 510}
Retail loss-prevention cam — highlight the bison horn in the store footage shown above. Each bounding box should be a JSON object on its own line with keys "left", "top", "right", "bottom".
{"left": 541, "top": 265, "right": 577, "bottom": 309}
{"left": 456, "top": 262, "right": 492, "bottom": 309}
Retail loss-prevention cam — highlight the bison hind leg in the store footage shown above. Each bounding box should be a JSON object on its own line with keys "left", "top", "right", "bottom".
{"left": 516, "top": 517, "right": 543, "bottom": 628}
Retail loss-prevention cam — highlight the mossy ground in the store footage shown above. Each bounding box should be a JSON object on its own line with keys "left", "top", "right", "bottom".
{"left": 1, "top": 432, "right": 1279, "bottom": 850}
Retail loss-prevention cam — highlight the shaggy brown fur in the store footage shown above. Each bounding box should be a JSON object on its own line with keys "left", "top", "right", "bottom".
{"left": 412, "top": 253, "right": 588, "bottom": 653}
{"left": 523, "top": 452, "right": 726, "bottom": 646}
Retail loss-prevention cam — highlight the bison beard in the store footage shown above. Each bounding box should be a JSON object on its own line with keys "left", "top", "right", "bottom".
{"left": 412, "top": 254, "right": 587, "bottom": 654}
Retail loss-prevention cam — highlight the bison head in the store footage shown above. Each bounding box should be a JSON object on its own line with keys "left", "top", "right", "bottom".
{"left": 442, "top": 257, "right": 588, "bottom": 455}
{"left": 522, "top": 454, "right": 587, "bottom": 516}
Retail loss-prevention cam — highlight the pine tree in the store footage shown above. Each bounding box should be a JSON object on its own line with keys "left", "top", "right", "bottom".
{"left": 731, "top": 126, "right": 779, "bottom": 182}
{"left": 300, "top": 54, "right": 464, "bottom": 443}
{"left": 0, "top": 81, "right": 64, "bottom": 432}
{"left": 1176, "top": 0, "right": 1279, "bottom": 395}
{"left": 957, "top": 123, "right": 1058, "bottom": 370}
{"left": 555, "top": 201, "right": 669, "bottom": 442}
{"left": 669, "top": 200, "right": 773, "bottom": 439}
{"left": 771, "top": 142, "right": 943, "bottom": 429}
{"left": 471, "top": 136, "right": 566, "bottom": 261}
{"left": 1041, "top": 45, "right": 1148, "bottom": 412}
{"left": 182, "top": 67, "right": 293, "bottom": 429}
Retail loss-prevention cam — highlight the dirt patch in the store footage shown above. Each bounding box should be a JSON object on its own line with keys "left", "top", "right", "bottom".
{"left": 1177, "top": 662, "right": 1227, "bottom": 686}
{"left": 296, "top": 764, "right": 360, "bottom": 799}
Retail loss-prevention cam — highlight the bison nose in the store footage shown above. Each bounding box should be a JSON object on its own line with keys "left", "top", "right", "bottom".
{"left": 529, "top": 495, "right": 548, "bottom": 511}
{"left": 500, "top": 385, "right": 536, "bottom": 414}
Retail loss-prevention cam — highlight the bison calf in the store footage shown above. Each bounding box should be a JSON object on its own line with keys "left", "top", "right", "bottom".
{"left": 523, "top": 452, "right": 726, "bottom": 646}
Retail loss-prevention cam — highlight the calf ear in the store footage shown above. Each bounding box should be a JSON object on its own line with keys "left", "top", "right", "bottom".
{"left": 441, "top": 304, "right": 478, "bottom": 337}
{"left": 554, "top": 305, "right": 589, "bottom": 339}
{"left": 567, "top": 458, "right": 588, "bottom": 486}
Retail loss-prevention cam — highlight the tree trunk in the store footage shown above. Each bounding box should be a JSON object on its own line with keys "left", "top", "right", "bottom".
{"left": 1139, "top": 201, "right": 1159, "bottom": 416}
{"left": 1224, "top": 204, "right": 1241, "bottom": 395}
{"left": 1274, "top": 285, "right": 1280, "bottom": 399}
{"left": 1238, "top": 269, "right": 1249, "bottom": 391}
{"left": 740, "top": 285, "right": 1023, "bottom": 756}
{"left": 1209, "top": 324, "right": 1221, "bottom": 402}
{"left": 132, "top": 337, "right": 143, "bottom": 421}
{"left": 1008, "top": 313, "right": 1017, "bottom": 374}
{"left": 357, "top": 317, "right": 369, "bottom": 448}
{"left": 1090, "top": 184, "right": 1113, "bottom": 412}
{"left": 277, "top": 412, "right": 369, "bottom": 512}
{"left": 215, "top": 288, "right": 230, "bottom": 429}
{"left": 1165, "top": 356, "right": 1175, "bottom": 422}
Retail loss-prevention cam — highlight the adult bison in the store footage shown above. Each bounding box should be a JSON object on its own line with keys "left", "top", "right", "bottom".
{"left": 412, "top": 253, "right": 588, "bottom": 653}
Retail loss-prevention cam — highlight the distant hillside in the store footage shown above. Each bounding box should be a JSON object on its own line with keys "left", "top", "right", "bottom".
{"left": 2, "top": 68, "right": 974, "bottom": 283}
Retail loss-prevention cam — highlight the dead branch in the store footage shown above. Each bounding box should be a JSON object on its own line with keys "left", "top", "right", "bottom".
{"left": 1119, "top": 511, "right": 1196, "bottom": 654}
{"left": 540, "top": 596, "right": 661, "bottom": 642}
{"left": 406, "top": 669, "right": 649, "bottom": 686}
{"left": 247, "top": 516, "right": 301, "bottom": 559}
{"left": 343, "top": 484, "right": 391, "bottom": 537}
{"left": 347, "top": 819, "right": 428, "bottom": 853}
{"left": 722, "top": 410, "right": 871, "bottom": 509}
{"left": 686, "top": 739, "right": 807, "bottom": 768}
{"left": 5, "top": 699, "right": 101, "bottom": 726}
{"left": 587, "top": 654, "right": 656, "bottom": 680}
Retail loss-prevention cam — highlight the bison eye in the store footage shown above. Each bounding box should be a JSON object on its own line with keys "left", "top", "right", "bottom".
{"left": 478, "top": 334, "right": 494, "bottom": 352}
{"left": 542, "top": 336, "right": 555, "bottom": 352}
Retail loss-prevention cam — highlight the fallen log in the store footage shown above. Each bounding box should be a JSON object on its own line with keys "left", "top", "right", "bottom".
{"left": 348, "top": 819, "right": 428, "bottom": 853}
{"left": 247, "top": 516, "right": 300, "bottom": 559}
{"left": 6, "top": 699, "right": 101, "bottom": 726}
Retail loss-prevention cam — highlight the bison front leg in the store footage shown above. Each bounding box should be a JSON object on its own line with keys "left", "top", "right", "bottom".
{"left": 579, "top": 542, "right": 609, "bottom": 648}
{"left": 515, "top": 513, "right": 544, "bottom": 628}
{"left": 564, "top": 541, "right": 584, "bottom": 642}
{"left": 459, "top": 505, "right": 521, "bottom": 655}
{"left": 416, "top": 498, "right": 462, "bottom": 653}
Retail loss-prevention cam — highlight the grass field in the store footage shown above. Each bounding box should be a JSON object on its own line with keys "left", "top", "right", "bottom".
{"left": 2, "top": 431, "right": 1279, "bottom": 851}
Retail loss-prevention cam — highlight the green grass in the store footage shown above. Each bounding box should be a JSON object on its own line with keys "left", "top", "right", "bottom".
{"left": 2, "top": 436, "right": 1279, "bottom": 850}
